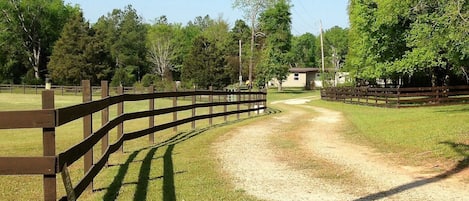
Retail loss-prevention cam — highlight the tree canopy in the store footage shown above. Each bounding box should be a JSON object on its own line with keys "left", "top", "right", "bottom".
{"left": 347, "top": 0, "right": 469, "bottom": 86}
{"left": 0, "top": 0, "right": 77, "bottom": 83}
{"left": 0, "top": 0, "right": 350, "bottom": 90}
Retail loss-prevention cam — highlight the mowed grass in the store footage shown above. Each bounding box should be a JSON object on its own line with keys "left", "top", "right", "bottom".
{"left": 311, "top": 100, "right": 469, "bottom": 169}
{"left": 0, "top": 92, "right": 262, "bottom": 200}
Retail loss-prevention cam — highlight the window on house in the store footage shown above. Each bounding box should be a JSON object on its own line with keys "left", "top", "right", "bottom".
{"left": 294, "top": 73, "right": 299, "bottom": 80}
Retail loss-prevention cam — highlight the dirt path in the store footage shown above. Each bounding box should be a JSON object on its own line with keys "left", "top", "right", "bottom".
{"left": 214, "top": 97, "right": 469, "bottom": 201}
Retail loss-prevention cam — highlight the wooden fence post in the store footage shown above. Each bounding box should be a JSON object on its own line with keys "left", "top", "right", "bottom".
{"left": 42, "top": 90, "right": 56, "bottom": 201}
{"left": 375, "top": 88, "right": 378, "bottom": 106}
{"left": 117, "top": 86, "right": 124, "bottom": 153}
{"left": 385, "top": 89, "right": 389, "bottom": 107}
{"left": 82, "top": 80, "right": 93, "bottom": 191}
{"left": 149, "top": 85, "right": 155, "bottom": 144}
{"left": 397, "top": 86, "right": 401, "bottom": 108}
{"left": 237, "top": 88, "right": 240, "bottom": 120}
{"left": 192, "top": 87, "right": 196, "bottom": 129}
{"left": 173, "top": 85, "right": 178, "bottom": 133}
{"left": 257, "top": 90, "right": 260, "bottom": 115}
{"left": 248, "top": 89, "right": 251, "bottom": 117}
{"left": 209, "top": 86, "right": 213, "bottom": 126}
{"left": 101, "top": 81, "right": 109, "bottom": 166}
{"left": 224, "top": 90, "right": 228, "bottom": 122}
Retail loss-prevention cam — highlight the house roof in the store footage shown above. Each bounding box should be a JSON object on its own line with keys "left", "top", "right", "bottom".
{"left": 289, "top": 68, "right": 320, "bottom": 73}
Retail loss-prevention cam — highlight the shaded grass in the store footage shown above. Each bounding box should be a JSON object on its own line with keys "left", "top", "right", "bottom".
{"left": 311, "top": 100, "right": 469, "bottom": 169}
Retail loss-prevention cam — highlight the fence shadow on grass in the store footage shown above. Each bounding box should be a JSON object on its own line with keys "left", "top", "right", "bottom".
{"left": 354, "top": 141, "right": 468, "bottom": 201}
{"left": 95, "top": 108, "right": 281, "bottom": 201}
{"left": 163, "top": 144, "right": 176, "bottom": 201}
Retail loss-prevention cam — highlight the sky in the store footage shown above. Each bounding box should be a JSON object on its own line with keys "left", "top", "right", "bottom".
{"left": 64, "top": 0, "right": 349, "bottom": 35}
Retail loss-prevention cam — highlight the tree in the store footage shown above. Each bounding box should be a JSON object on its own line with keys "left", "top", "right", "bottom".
{"left": 233, "top": 0, "right": 279, "bottom": 86}
{"left": 147, "top": 16, "right": 177, "bottom": 81}
{"left": 347, "top": 0, "right": 469, "bottom": 87}
{"left": 182, "top": 36, "right": 229, "bottom": 89}
{"left": 94, "top": 5, "right": 148, "bottom": 85}
{"left": 0, "top": 0, "right": 77, "bottom": 81}
{"left": 320, "top": 26, "right": 349, "bottom": 69}
{"left": 48, "top": 12, "right": 90, "bottom": 85}
{"left": 290, "top": 33, "right": 317, "bottom": 67}
{"left": 258, "top": 0, "right": 292, "bottom": 91}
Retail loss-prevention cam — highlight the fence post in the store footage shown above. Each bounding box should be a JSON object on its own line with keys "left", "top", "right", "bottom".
{"left": 385, "top": 89, "right": 389, "bottom": 107}
{"left": 257, "top": 90, "right": 260, "bottom": 115}
{"left": 397, "top": 86, "right": 401, "bottom": 108}
{"left": 82, "top": 80, "right": 93, "bottom": 191}
{"left": 365, "top": 87, "right": 369, "bottom": 105}
{"left": 209, "top": 86, "right": 213, "bottom": 126}
{"left": 42, "top": 90, "right": 56, "bottom": 201}
{"left": 101, "top": 81, "right": 109, "bottom": 166}
{"left": 224, "top": 90, "right": 228, "bottom": 122}
{"left": 248, "top": 89, "right": 252, "bottom": 117}
{"left": 375, "top": 88, "right": 378, "bottom": 106}
{"left": 237, "top": 88, "right": 240, "bottom": 120}
{"left": 192, "top": 87, "right": 196, "bottom": 129}
{"left": 149, "top": 85, "right": 155, "bottom": 144}
{"left": 173, "top": 85, "right": 178, "bottom": 133}
{"left": 117, "top": 86, "right": 124, "bottom": 153}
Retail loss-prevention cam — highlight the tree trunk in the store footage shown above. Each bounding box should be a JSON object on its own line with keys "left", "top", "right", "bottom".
{"left": 33, "top": 44, "right": 41, "bottom": 79}
{"left": 277, "top": 80, "right": 282, "bottom": 92}
{"left": 431, "top": 68, "right": 437, "bottom": 87}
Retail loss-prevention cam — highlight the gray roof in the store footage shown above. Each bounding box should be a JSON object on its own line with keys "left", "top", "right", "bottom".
{"left": 289, "top": 68, "right": 320, "bottom": 73}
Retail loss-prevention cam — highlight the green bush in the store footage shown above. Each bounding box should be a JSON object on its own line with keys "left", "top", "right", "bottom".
{"left": 141, "top": 74, "right": 157, "bottom": 87}
{"left": 111, "top": 67, "right": 136, "bottom": 87}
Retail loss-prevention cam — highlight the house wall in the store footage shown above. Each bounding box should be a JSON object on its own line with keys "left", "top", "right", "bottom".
{"left": 282, "top": 72, "right": 307, "bottom": 87}
{"left": 270, "top": 72, "right": 322, "bottom": 88}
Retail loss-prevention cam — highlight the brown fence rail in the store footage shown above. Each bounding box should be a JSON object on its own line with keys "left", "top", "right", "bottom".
{"left": 321, "top": 85, "right": 469, "bottom": 108}
{"left": 0, "top": 83, "right": 161, "bottom": 95}
{"left": 0, "top": 80, "right": 267, "bottom": 201}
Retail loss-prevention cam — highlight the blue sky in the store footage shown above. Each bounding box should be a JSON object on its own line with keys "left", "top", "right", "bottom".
{"left": 64, "top": 0, "right": 349, "bottom": 35}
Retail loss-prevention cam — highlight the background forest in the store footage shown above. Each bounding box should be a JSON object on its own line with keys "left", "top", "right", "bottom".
{"left": 1, "top": 0, "right": 467, "bottom": 89}
{"left": 0, "top": 0, "right": 347, "bottom": 90}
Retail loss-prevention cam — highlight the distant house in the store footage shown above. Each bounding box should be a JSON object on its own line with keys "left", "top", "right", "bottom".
{"left": 269, "top": 68, "right": 323, "bottom": 89}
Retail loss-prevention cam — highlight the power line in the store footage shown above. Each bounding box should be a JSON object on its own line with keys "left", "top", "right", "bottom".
{"left": 290, "top": 1, "right": 319, "bottom": 35}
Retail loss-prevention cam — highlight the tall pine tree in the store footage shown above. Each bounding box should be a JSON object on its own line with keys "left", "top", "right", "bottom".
{"left": 48, "top": 12, "right": 90, "bottom": 85}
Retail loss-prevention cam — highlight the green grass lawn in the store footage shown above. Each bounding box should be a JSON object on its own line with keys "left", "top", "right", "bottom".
{"left": 0, "top": 92, "right": 262, "bottom": 200}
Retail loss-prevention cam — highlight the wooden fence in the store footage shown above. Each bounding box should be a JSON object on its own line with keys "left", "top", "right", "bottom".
{"left": 321, "top": 85, "right": 469, "bottom": 108}
{"left": 0, "top": 83, "right": 152, "bottom": 95}
{"left": 0, "top": 80, "right": 267, "bottom": 201}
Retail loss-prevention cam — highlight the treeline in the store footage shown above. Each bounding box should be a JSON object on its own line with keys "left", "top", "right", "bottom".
{"left": 346, "top": 0, "right": 469, "bottom": 87}
{"left": 0, "top": 0, "right": 348, "bottom": 89}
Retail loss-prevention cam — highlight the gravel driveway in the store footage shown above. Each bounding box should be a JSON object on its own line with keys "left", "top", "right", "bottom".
{"left": 214, "top": 98, "right": 469, "bottom": 200}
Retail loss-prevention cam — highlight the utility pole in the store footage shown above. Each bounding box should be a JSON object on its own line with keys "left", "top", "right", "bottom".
{"left": 239, "top": 39, "right": 243, "bottom": 86}
{"left": 249, "top": 16, "right": 255, "bottom": 88}
{"left": 320, "top": 20, "right": 325, "bottom": 73}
